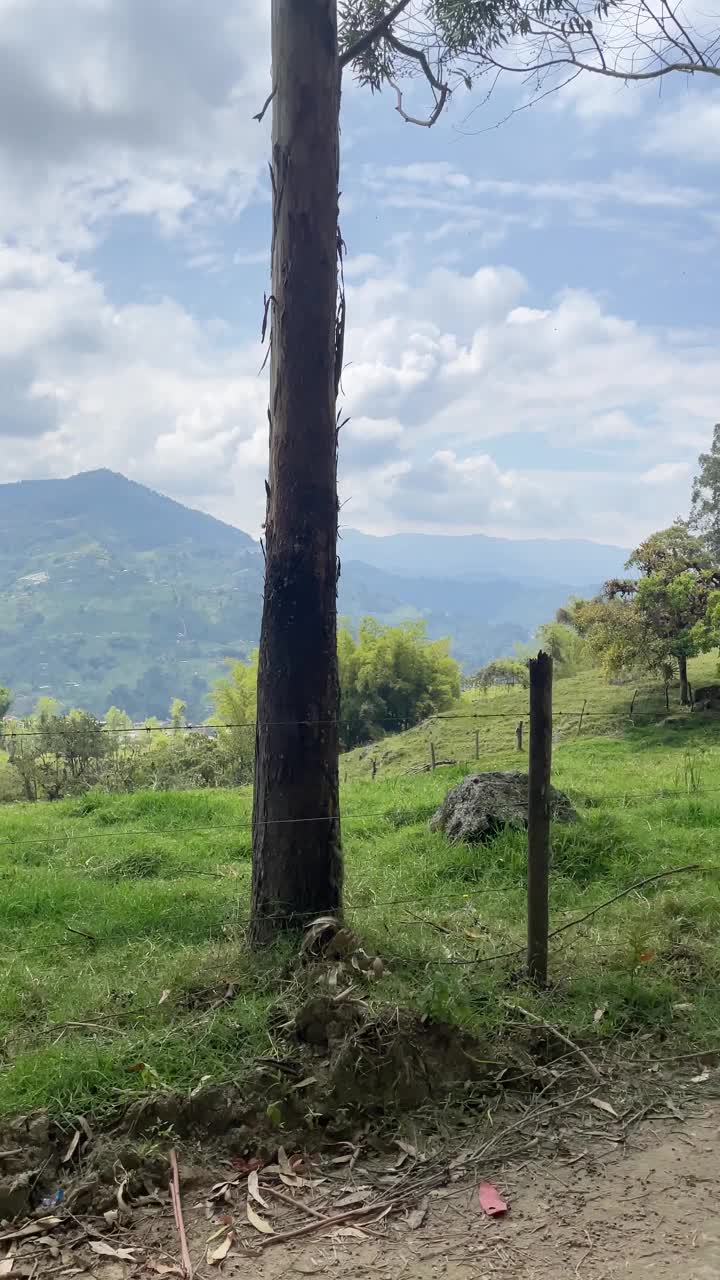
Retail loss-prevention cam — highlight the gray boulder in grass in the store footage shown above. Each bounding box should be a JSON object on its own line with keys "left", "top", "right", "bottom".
{"left": 429, "top": 771, "right": 577, "bottom": 844}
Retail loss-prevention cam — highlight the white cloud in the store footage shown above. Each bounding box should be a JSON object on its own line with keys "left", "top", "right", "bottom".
{"left": 0, "top": 0, "right": 270, "bottom": 252}
{"left": 1, "top": 244, "right": 717, "bottom": 547}
{"left": 647, "top": 96, "right": 720, "bottom": 166}
{"left": 639, "top": 461, "right": 694, "bottom": 486}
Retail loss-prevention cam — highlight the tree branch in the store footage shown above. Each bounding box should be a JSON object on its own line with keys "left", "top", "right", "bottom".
{"left": 340, "top": 0, "right": 413, "bottom": 69}
{"left": 386, "top": 30, "right": 450, "bottom": 125}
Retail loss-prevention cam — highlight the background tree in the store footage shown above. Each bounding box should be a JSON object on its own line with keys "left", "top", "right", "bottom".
{"left": 104, "top": 705, "right": 132, "bottom": 740}
{"left": 338, "top": 620, "right": 460, "bottom": 747}
{"left": 39, "top": 711, "right": 109, "bottom": 785}
{"left": 571, "top": 522, "right": 719, "bottom": 702}
{"left": 0, "top": 687, "right": 11, "bottom": 720}
{"left": 253, "top": 0, "right": 720, "bottom": 940}
{"left": 212, "top": 652, "right": 258, "bottom": 781}
{"left": 169, "top": 698, "right": 187, "bottom": 730}
{"left": 471, "top": 657, "right": 529, "bottom": 692}
{"left": 690, "top": 423, "right": 720, "bottom": 560}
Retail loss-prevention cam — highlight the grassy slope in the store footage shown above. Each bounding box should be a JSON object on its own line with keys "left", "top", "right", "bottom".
{"left": 1, "top": 657, "right": 720, "bottom": 1120}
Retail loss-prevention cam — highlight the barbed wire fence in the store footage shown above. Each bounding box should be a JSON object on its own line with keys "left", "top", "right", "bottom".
{"left": 1, "top": 665, "right": 716, "bottom": 979}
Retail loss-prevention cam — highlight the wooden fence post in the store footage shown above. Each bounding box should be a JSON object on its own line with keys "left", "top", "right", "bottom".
{"left": 474, "top": 729, "right": 480, "bottom": 761}
{"left": 577, "top": 699, "right": 587, "bottom": 735}
{"left": 629, "top": 688, "right": 639, "bottom": 718}
{"left": 430, "top": 740, "right": 437, "bottom": 771}
{"left": 371, "top": 757, "right": 377, "bottom": 780}
{"left": 515, "top": 721, "right": 524, "bottom": 751}
{"left": 527, "top": 651, "right": 553, "bottom": 987}
{"left": 665, "top": 683, "right": 670, "bottom": 713}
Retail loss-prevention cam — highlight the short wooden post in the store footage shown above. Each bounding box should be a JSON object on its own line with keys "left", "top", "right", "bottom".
{"left": 629, "top": 688, "right": 639, "bottom": 718}
{"left": 371, "top": 757, "right": 377, "bottom": 780}
{"left": 474, "top": 729, "right": 480, "bottom": 761}
{"left": 430, "top": 740, "right": 437, "bottom": 771}
{"left": 515, "top": 720, "right": 524, "bottom": 751}
{"left": 577, "top": 699, "right": 587, "bottom": 735}
{"left": 527, "top": 651, "right": 553, "bottom": 987}
{"left": 688, "top": 682, "right": 694, "bottom": 709}
{"left": 665, "top": 683, "right": 670, "bottom": 712}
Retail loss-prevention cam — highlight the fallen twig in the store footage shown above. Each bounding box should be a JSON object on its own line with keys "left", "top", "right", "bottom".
{"left": 471, "top": 1089, "right": 598, "bottom": 1163}
{"left": 64, "top": 924, "right": 97, "bottom": 942}
{"left": 261, "top": 1183, "right": 331, "bottom": 1222}
{"left": 505, "top": 1002, "right": 602, "bottom": 1081}
{"left": 169, "top": 1150, "right": 193, "bottom": 1279}
{"left": 256, "top": 1199, "right": 399, "bottom": 1250}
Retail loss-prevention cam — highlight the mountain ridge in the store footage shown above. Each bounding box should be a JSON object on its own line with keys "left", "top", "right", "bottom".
{"left": 0, "top": 470, "right": 626, "bottom": 719}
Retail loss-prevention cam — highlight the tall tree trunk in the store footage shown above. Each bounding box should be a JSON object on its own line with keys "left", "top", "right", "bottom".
{"left": 678, "top": 653, "right": 690, "bottom": 706}
{"left": 250, "top": 0, "right": 343, "bottom": 944}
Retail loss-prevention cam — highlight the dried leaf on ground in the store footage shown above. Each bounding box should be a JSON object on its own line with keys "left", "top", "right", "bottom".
{"left": 478, "top": 1182, "right": 508, "bottom": 1217}
{"left": 149, "top": 1264, "right": 183, "bottom": 1277}
{"left": 331, "top": 1227, "right": 369, "bottom": 1241}
{"left": 334, "top": 1188, "right": 373, "bottom": 1209}
{"left": 246, "top": 1202, "right": 275, "bottom": 1235}
{"left": 0, "top": 1260, "right": 13, "bottom": 1276}
{"left": 406, "top": 1196, "right": 429, "bottom": 1230}
{"left": 207, "top": 1234, "right": 233, "bottom": 1265}
{"left": 116, "top": 1175, "right": 132, "bottom": 1221}
{"left": 62, "top": 1129, "right": 82, "bottom": 1163}
{"left": 691, "top": 1069, "right": 710, "bottom": 1084}
{"left": 0, "top": 1218, "right": 63, "bottom": 1243}
{"left": 396, "top": 1140, "right": 422, "bottom": 1160}
{"left": 89, "top": 1241, "right": 137, "bottom": 1260}
{"left": 593, "top": 1007, "right": 606, "bottom": 1023}
{"left": 159, "top": 989, "right": 171, "bottom": 1005}
{"left": 248, "top": 1170, "right": 270, "bottom": 1209}
{"left": 589, "top": 1097, "right": 619, "bottom": 1119}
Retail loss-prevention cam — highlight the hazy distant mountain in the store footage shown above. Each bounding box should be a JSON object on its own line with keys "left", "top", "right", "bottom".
{"left": 0, "top": 470, "right": 618, "bottom": 720}
{"left": 340, "top": 528, "right": 628, "bottom": 585}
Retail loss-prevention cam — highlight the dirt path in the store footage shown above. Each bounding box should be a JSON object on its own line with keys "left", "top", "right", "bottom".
{"left": 54, "top": 1100, "right": 720, "bottom": 1280}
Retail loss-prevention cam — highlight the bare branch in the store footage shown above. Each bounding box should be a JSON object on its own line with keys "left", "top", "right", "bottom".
{"left": 253, "top": 86, "right": 276, "bottom": 124}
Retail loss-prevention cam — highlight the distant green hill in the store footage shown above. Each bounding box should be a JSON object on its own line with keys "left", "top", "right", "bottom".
{"left": 0, "top": 470, "right": 623, "bottom": 721}
{"left": 0, "top": 471, "right": 262, "bottom": 720}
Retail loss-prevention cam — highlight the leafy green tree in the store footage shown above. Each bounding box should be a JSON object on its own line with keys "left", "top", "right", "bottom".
{"left": 471, "top": 658, "right": 529, "bottom": 692}
{"left": 690, "top": 423, "right": 720, "bottom": 560}
{"left": 0, "top": 687, "right": 11, "bottom": 720}
{"left": 571, "top": 523, "right": 719, "bottom": 703}
{"left": 213, "top": 654, "right": 258, "bottom": 729}
{"left": 169, "top": 698, "right": 187, "bottom": 730}
{"left": 212, "top": 652, "right": 259, "bottom": 776}
{"left": 40, "top": 711, "right": 109, "bottom": 782}
{"left": 534, "top": 622, "right": 589, "bottom": 676}
{"left": 338, "top": 620, "right": 460, "bottom": 748}
{"left": 104, "top": 706, "right": 132, "bottom": 740}
{"left": 35, "top": 696, "right": 60, "bottom": 719}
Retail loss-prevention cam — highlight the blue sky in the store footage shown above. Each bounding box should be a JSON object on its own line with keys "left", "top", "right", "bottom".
{"left": 1, "top": 0, "right": 718, "bottom": 547}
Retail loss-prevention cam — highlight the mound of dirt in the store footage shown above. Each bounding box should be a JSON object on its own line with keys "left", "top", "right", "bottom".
{"left": 326, "top": 1008, "right": 498, "bottom": 1111}
{"left": 430, "top": 771, "right": 577, "bottom": 844}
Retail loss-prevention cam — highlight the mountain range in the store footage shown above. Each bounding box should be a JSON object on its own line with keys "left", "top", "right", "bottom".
{"left": 0, "top": 470, "right": 628, "bottom": 720}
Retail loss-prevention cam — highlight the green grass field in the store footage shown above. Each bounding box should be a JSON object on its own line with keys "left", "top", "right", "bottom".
{"left": 2, "top": 656, "right": 720, "bottom": 1122}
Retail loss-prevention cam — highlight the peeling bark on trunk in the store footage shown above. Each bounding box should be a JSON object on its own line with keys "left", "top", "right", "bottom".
{"left": 250, "top": 0, "right": 342, "bottom": 943}
{"left": 678, "top": 653, "right": 690, "bottom": 706}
